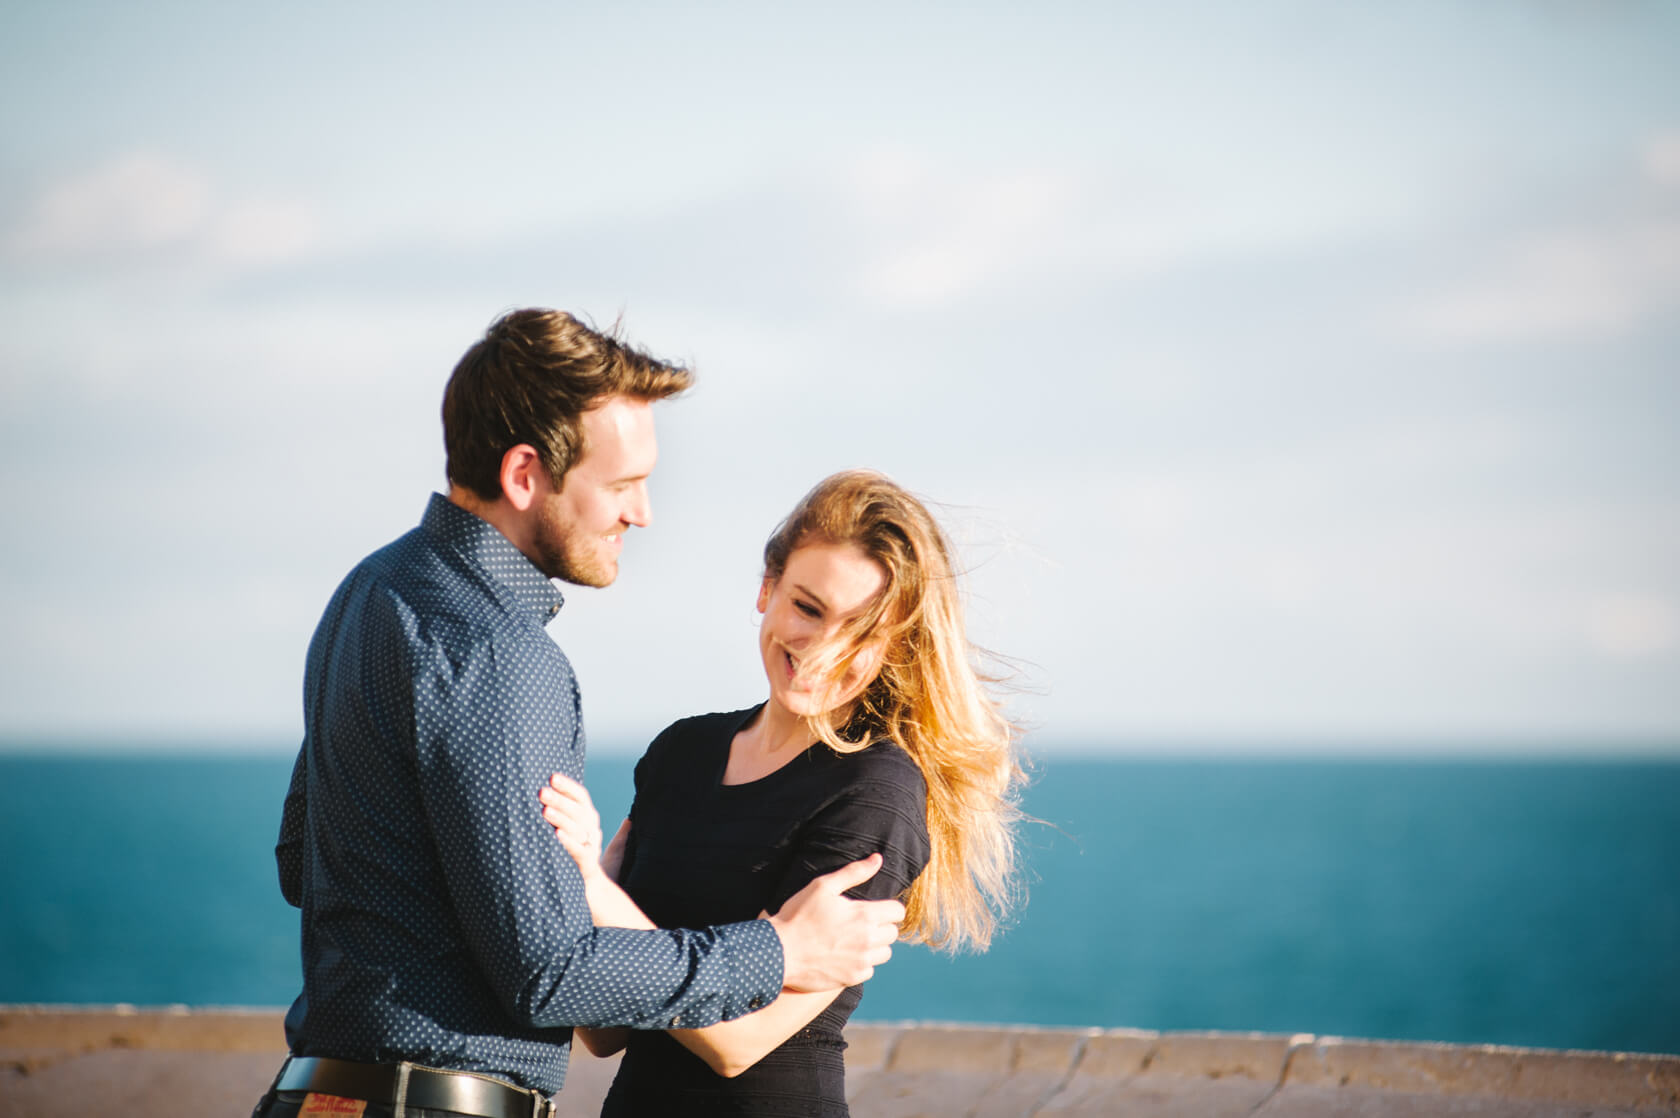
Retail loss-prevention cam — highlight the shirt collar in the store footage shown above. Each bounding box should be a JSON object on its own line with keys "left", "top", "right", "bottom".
{"left": 421, "top": 492, "right": 566, "bottom": 623}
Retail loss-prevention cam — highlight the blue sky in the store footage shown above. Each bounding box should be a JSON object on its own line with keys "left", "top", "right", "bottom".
{"left": 2, "top": 2, "right": 1676, "bottom": 752}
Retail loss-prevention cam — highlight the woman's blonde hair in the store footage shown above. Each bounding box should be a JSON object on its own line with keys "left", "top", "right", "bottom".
{"left": 763, "top": 469, "right": 1025, "bottom": 952}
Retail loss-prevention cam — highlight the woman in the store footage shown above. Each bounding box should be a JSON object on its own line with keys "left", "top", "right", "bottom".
{"left": 539, "top": 469, "right": 1024, "bottom": 1116}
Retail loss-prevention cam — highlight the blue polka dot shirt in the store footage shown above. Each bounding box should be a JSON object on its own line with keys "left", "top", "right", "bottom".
{"left": 275, "top": 494, "right": 784, "bottom": 1095}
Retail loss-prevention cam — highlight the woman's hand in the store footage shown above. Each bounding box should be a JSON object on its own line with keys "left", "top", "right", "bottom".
{"left": 539, "top": 773, "right": 653, "bottom": 932}
{"left": 540, "top": 773, "right": 605, "bottom": 881}
{"left": 540, "top": 772, "right": 631, "bottom": 881}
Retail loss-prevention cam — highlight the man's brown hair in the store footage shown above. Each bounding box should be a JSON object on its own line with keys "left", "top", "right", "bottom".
{"left": 443, "top": 309, "right": 693, "bottom": 501}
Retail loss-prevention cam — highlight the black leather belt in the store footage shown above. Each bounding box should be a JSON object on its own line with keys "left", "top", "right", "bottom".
{"left": 276, "top": 1056, "right": 555, "bottom": 1118}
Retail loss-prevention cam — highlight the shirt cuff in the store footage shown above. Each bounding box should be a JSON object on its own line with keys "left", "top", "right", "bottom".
{"left": 718, "top": 918, "right": 785, "bottom": 1020}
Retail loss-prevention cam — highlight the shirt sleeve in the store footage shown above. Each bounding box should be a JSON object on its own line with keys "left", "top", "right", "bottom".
{"left": 275, "top": 745, "right": 307, "bottom": 908}
{"left": 410, "top": 623, "right": 783, "bottom": 1032}
{"left": 765, "top": 747, "right": 932, "bottom": 915}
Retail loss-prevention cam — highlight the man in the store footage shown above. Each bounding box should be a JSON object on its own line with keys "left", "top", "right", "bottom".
{"left": 255, "top": 310, "right": 903, "bottom": 1118}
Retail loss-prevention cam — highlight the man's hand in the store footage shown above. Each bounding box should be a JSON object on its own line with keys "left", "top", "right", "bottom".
{"left": 767, "top": 854, "right": 905, "bottom": 992}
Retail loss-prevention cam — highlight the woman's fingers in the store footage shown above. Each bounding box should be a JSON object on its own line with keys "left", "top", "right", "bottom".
{"left": 543, "top": 803, "right": 598, "bottom": 841}
{"left": 541, "top": 802, "right": 587, "bottom": 832}
{"left": 540, "top": 778, "right": 604, "bottom": 872}
{"left": 552, "top": 827, "right": 595, "bottom": 874}
{"left": 539, "top": 793, "right": 590, "bottom": 824}
{"left": 547, "top": 772, "right": 597, "bottom": 809}
{"left": 539, "top": 786, "right": 588, "bottom": 816}
{"left": 545, "top": 810, "right": 601, "bottom": 875}
{"left": 540, "top": 782, "right": 592, "bottom": 813}
{"left": 538, "top": 774, "right": 608, "bottom": 878}
{"left": 539, "top": 776, "right": 601, "bottom": 833}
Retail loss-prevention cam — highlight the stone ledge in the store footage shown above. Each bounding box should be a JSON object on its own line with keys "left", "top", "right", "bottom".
{"left": 1285, "top": 1034, "right": 1680, "bottom": 1109}
{"left": 2, "top": 1008, "right": 1676, "bottom": 1117}
{"left": 0, "top": 1005, "right": 281, "bottom": 1058}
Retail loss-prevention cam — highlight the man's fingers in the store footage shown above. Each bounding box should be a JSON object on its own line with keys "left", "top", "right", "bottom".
{"left": 839, "top": 945, "right": 892, "bottom": 987}
{"left": 868, "top": 915, "right": 902, "bottom": 947}
{"left": 772, "top": 856, "right": 910, "bottom": 992}
{"left": 816, "top": 852, "right": 883, "bottom": 894}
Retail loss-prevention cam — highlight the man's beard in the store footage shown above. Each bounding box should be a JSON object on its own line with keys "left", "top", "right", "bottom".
{"left": 530, "top": 500, "right": 616, "bottom": 588}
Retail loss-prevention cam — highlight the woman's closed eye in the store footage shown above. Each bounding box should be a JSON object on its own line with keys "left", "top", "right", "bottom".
{"left": 795, "top": 600, "right": 821, "bottom": 618}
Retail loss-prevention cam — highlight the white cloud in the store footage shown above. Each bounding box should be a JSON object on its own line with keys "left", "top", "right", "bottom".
{"left": 8, "top": 151, "right": 322, "bottom": 272}
{"left": 1398, "top": 219, "right": 1680, "bottom": 343}
{"left": 11, "top": 152, "right": 210, "bottom": 257}
{"left": 837, "top": 151, "right": 1206, "bottom": 313}
{"left": 843, "top": 152, "right": 1083, "bottom": 309}
{"left": 0, "top": 289, "right": 475, "bottom": 405}
{"left": 209, "top": 197, "right": 323, "bottom": 266}
{"left": 1393, "top": 135, "right": 1680, "bottom": 345}
{"left": 833, "top": 141, "right": 1440, "bottom": 317}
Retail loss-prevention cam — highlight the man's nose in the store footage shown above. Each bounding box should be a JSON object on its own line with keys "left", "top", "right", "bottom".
{"left": 624, "top": 482, "right": 652, "bottom": 528}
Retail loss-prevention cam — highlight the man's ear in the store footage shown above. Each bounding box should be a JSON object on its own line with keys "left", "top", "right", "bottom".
{"left": 499, "top": 445, "right": 547, "bottom": 512}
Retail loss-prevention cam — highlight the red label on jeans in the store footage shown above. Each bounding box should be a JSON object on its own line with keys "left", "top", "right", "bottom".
{"left": 299, "top": 1094, "right": 367, "bottom": 1116}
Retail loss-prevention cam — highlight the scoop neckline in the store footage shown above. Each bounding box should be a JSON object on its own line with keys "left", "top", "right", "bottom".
{"left": 715, "top": 704, "right": 822, "bottom": 790}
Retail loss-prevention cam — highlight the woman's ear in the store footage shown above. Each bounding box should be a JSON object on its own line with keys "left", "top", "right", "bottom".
{"left": 756, "top": 577, "right": 772, "bottom": 614}
{"left": 853, "top": 639, "right": 886, "bottom": 683}
{"left": 835, "top": 638, "right": 888, "bottom": 706}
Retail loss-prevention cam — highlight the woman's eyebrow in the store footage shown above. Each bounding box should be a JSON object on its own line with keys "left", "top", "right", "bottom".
{"left": 791, "top": 583, "right": 829, "bottom": 611}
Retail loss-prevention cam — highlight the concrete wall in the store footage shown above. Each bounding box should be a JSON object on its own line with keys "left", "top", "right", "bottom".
{"left": 2, "top": 1008, "right": 1676, "bottom": 1117}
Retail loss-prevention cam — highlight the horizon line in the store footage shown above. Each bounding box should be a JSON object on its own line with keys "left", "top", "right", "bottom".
{"left": 3, "top": 734, "right": 1678, "bottom": 761}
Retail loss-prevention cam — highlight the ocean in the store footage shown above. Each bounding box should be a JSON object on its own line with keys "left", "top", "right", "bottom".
{"left": 1, "top": 752, "right": 1676, "bottom": 1057}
